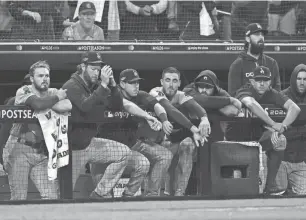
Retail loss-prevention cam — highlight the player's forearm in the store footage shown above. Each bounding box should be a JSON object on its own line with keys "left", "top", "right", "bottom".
{"left": 219, "top": 105, "right": 239, "bottom": 116}
{"left": 245, "top": 101, "right": 275, "bottom": 127}
{"left": 154, "top": 103, "right": 168, "bottom": 122}
{"left": 282, "top": 104, "right": 300, "bottom": 127}
{"left": 183, "top": 99, "right": 207, "bottom": 118}
{"left": 123, "top": 99, "right": 150, "bottom": 120}
{"left": 52, "top": 99, "right": 72, "bottom": 113}
{"left": 192, "top": 93, "right": 231, "bottom": 109}
{"left": 25, "top": 95, "right": 60, "bottom": 111}
{"left": 159, "top": 99, "right": 193, "bottom": 130}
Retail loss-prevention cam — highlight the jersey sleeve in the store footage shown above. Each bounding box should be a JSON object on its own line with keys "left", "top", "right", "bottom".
{"left": 137, "top": 91, "right": 158, "bottom": 110}
{"left": 235, "top": 86, "right": 254, "bottom": 101}
{"left": 176, "top": 91, "right": 193, "bottom": 105}
{"left": 15, "top": 85, "right": 35, "bottom": 105}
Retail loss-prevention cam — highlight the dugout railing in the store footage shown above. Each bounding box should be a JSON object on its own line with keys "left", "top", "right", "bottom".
{"left": 1, "top": 104, "right": 305, "bottom": 201}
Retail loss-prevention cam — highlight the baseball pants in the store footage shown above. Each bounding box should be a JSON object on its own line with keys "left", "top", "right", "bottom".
{"left": 132, "top": 139, "right": 173, "bottom": 196}
{"left": 90, "top": 150, "right": 150, "bottom": 196}
{"left": 163, "top": 137, "right": 195, "bottom": 196}
{"left": 72, "top": 137, "right": 131, "bottom": 197}
{"left": 271, "top": 160, "right": 306, "bottom": 195}
{"left": 3, "top": 136, "right": 58, "bottom": 200}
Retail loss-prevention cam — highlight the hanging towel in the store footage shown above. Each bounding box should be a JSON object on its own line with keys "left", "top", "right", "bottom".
{"left": 37, "top": 109, "right": 69, "bottom": 180}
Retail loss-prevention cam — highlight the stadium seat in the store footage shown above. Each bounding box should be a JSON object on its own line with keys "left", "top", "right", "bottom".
{"left": 210, "top": 142, "right": 260, "bottom": 196}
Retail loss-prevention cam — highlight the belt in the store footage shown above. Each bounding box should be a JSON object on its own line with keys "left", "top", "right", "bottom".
{"left": 17, "top": 137, "right": 45, "bottom": 150}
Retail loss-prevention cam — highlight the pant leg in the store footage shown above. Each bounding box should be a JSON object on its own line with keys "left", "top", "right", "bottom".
{"left": 132, "top": 140, "right": 173, "bottom": 196}
{"left": 88, "top": 138, "right": 131, "bottom": 196}
{"left": 221, "top": 15, "right": 232, "bottom": 41}
{"left": 90, "top": 150, "right": 150, "bottom": 196}
{"left": 287, "top": 161, "right": 306, "bottom": 195}
{"left": 72, "top": 149, "right": 88, "bottom": 190}
{"left": 4, "top": 140, "right": 31, "bottom": 200}
{"left": 269, "top": 161, "right": 289, "bottom": 194}
{"left": 30, "top": 155, "right": 58, "bottom": 199}
{"left": 165, "top": 137, "right": 195, "bottom": 196}
{"left": 167, "top": 1, "right": 177, "bottom": 20}
{"left": 123, "top": 151, "right": 150, "bottom": 196}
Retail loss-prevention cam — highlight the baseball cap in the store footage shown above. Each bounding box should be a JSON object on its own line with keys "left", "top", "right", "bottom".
{"left": 195, "top": 70, "right": 217, "bottom": 88}
{"left": 81, "top": 51, "right": 104, "bottom": 66}
{"left": 252, "top": 66, "right": 271, "bottom": 80}
{"left": 245, "top": 23, "right": 268, "bottom": 36}
{"left": 79, "top": 1, "right": 96, "bottom": 14}
{"left": 120, "top": 69, "right": 143, "bottom": 83}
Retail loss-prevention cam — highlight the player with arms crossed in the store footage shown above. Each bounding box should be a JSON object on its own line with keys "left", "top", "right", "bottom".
{"left": 235, "top": 66, "right": 300, "bottom": 195}
{"left": 3, "top": 60, "right": 72, "bottom": 200}
{"left": 150, "top": 67, "right": 211, "bottom": 196}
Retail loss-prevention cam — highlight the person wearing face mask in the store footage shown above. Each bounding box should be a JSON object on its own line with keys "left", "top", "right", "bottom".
{"left": 228, "top": 23, "right": 281, "bottom": 96}
{"left": 62, "top": 1, "right": 104, "bottom": 41}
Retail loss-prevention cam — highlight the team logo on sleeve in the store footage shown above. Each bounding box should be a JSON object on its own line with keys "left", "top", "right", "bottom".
{"left": 158, "top": 91, "right": 165, "bottom": 97}
{"left": 23, "top": 86, "right": 31, "bottom": 94}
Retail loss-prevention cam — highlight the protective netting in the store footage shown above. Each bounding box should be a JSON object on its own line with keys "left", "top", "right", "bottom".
{"left": 1, "top": 1, "right": 306, "bottom": 42}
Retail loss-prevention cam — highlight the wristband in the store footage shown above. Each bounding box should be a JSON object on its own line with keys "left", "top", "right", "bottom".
{"left": 159, "top": 113, "right": 168, "bottom": 123}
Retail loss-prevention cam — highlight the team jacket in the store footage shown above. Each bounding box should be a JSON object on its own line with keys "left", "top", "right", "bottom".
{"left": 62, "top": 73, "right": 123, "bottom": 150}
{"left": 228, "top": 51, "right": 281, "bottom": 96}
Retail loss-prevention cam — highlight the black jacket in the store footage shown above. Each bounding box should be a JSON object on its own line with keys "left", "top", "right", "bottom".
{"left": 62, "top": 73, "right": 123, "bottom": 150}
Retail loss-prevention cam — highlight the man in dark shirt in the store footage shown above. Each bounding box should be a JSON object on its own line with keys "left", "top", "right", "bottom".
{"left": 228, "top": 23, "right": 281, "bottom": 96}
{"left": 235, "top": 66, "right": 300, "bottom": 194}
{"left": 91, "top": 68, "right": 204, "bottom": 196}
{"left": 62, "top": 51, "right": 134, "bottom": 199}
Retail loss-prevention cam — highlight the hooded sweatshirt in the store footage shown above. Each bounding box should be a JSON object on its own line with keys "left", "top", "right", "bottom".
{"left": 281, "top": 64, "right": 306, "bottom": 104}
{"left": 183, "top": 70, "right": 232, "bottom": 110}
{"left": 281, "top": 64, "right": 306, "bottom": 161}
{"left": 228, "top": 51, "right": 281, "bottom": 96}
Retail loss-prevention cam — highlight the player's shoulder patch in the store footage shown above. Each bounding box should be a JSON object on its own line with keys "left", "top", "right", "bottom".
{"left": 22, "top": 85, "right": 31, "bottom": 94}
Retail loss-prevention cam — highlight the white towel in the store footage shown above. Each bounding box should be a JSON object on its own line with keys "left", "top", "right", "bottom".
{"left": 37, "top": 109, "right": 69, "bottom": 181}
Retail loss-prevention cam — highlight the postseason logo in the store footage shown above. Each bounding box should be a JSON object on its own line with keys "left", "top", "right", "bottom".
{"left": 242, "top": 107, "right": 286, "bottom": 118}
{"left": 0, "top": 106, "right": 37, "bottom": 120}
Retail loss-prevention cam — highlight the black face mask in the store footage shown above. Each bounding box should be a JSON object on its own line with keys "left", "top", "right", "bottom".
{"left": 250, "top": 39, "right": 265, "bottom": 55}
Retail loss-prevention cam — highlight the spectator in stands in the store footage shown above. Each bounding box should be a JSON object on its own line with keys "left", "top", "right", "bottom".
{"left": 3, "top": 61, "right": 72, "bottom": 200}
{"left": 62, "top": 1, "right": 104, "bottom": 41}
{"left": 235, "top": 65, "right": 300, "bottom": 195}
{"left": 0, "top": 74, "right": 31, "bottom": 167}
{"left": 149, "top": 67, "right": 211, "bottom": 196}
{"left": 269, "top": 64, "right": 306, "bottom": 195}
{"left": 268, "top": 1, "right": 298, "bottom": 36}
{"left": 231, "top": 1, "right": 269, "bottom": 39}
{"left": 184, "top": 70, "right": 242, "bottom": 117}
{"left": 296, "top": 1, "right": 306, "bottom": 35}
{"left": 177, "top": 1, "right": 219, "bottom": 41}
{"left": 0, "top": 0, "right": 13, "bottom": 40}
{"left": 215, "top": 1, "right": 232, "bottom": 41}
{"left": 8, "top": 1, "right": 65, "bottom": 41}
{"left": 228, "top": 23, "right": 281, "bottom": 96}
{"left": 121, "top": 0, "right": 178, "bottom": 40}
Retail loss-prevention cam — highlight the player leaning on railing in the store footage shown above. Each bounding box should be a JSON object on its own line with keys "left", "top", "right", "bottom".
{"left": 235, "top": 66, "right": 300, "bottom": 195}
{"left": 3, "top": 60, "right": 72, "bottom": 200}
{"left": 149, "top": 67, "right": 211, "bottom": 196}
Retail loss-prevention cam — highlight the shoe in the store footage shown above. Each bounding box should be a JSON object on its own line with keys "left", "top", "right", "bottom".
{"left": 146, "top": 192, "right": 160, "bottom": 197}
{"left": 174, "top": 190, "right": 184, "bottom": 196}
{"left": 263, "top": 189, "right": 286, "bottom": 196}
